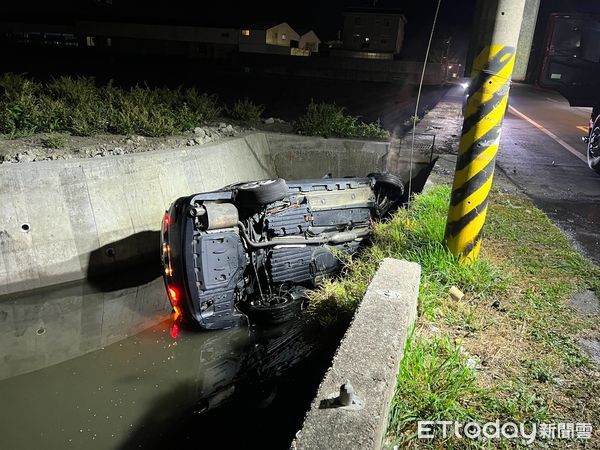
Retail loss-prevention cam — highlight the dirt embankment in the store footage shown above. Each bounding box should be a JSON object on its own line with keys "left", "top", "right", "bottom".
{"left": 0, "top": 120, "right": 292, "bottom": 165}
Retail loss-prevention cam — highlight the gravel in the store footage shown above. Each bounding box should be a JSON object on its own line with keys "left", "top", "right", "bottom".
{"left": 0, "top": 122, "right": 247, "bottom": 164}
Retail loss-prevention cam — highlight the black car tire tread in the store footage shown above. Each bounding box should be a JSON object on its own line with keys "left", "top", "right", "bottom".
{"left": 367, "top": 172, "right": 405, "bottom": 195}
{"left": 235, "top": 178, "right": 288, "bottom": 206}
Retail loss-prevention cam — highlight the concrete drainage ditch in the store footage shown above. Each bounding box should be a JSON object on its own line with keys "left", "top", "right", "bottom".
{"left": 0, "top": 131, "right": 429, "bottom": 449}
{"left": 0, "top": 131, "right": 435, "bottom": 296}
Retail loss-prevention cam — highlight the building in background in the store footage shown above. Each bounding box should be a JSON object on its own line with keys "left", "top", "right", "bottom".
{"left": 239, "top": 22, "right": 299, "bottom": 55}
{"left": 0, "top": 19, "right": 321, "bottom": 58}
{"left": 77, "top": 21, "right": 239, "bottom": 58}
{"left": 335, "top": 7, "right": 407, "bottom": 60}
{"left": 239, "top": 22, "right": 320, "bottom": 56}
{"left": 298, "top": 29, "right": 321, "bottom": 53}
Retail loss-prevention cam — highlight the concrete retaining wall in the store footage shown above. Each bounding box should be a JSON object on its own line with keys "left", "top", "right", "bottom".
{"left": 266, "top": 133, "right": 388, "bottom": 179}
{"left": 0, "top": 132, "right": 389, "bottom": 295}
{"left": 0, "top": 133, "right": 275, "bottom": 294}
{"left": 294, "top": 258, "right": 420, "bottom": 449}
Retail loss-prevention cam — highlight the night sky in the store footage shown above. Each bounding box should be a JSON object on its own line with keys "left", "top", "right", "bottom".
{"left": 1, "top": 0, "right": 599, "bottom": 68}
{"left": 0, "top": 0, "right": 477, "bottom": 38}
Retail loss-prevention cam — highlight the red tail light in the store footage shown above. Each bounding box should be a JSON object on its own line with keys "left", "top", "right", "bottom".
{"left": 163, "top": 212, "right": 170, "bottom": 232}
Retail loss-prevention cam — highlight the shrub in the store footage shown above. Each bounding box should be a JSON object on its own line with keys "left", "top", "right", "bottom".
{"left": 46, "top": 76, "right": 105, "bottom": 136}
{"left": 0, "top": 74, "right": 44, "bottom": 137}
{"left": 229, "top": 97, "right": 264, "bottom": 122}
{"left": 296, "top": 101, "right": 389, "bottom": 139}
{"left": 107, "top": 85, "right": 177, "bottom": 136}
{"left": 0, "top": 73, "right": 225, "bottom": 137}
{"left": 43, "top": 132, "right": 67, "bottom": 149}
{"left": 179, "top": 88, "right": 222, "bottom": 126}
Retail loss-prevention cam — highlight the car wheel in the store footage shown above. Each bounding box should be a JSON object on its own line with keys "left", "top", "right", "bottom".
{"left": 588, "top": 116, "right": 600, "bottom": 174}
{"left": 246, "top": 293, "right": 304, "bottom": 326}
{"left": 367, "top": 172, "right": 405, "bottom": 193}
{"left": 367, "top": 172, "right": 405, "bottom": 216}
{"left": 235, "top": 178, "right": 288, "bottom": 207}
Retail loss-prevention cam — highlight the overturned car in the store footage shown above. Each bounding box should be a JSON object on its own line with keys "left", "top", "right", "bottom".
{"left": 161, "top": 174, "right": 404, "bottom": 331}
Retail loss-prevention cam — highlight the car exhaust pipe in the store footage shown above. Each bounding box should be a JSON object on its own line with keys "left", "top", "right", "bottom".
{"left": 237, "top": 221, "right": 369, "bottom": 248}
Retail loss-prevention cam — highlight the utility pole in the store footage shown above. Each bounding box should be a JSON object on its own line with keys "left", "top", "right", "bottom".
{"left": 444, "top": 0, "right": 527, "bottom": 263}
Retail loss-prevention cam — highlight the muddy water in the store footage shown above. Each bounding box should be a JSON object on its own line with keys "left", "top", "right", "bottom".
{"left": 0, "top": 274, "right": 339, "bottom": 450}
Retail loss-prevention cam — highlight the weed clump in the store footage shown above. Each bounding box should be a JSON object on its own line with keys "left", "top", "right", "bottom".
{"left": 43, "top": 133, "right": 67, "bottom": 149}
{"left": 296, "top": 101, "right": 389, "bottom": 139}
{"left": 307, "top": 186, "right": 501, "bottom": 325}
{"left": 229, "top": 97, "right": 264, "bottom": 123}
{"left": 0, "top": 74, "right": 223, "bottom": 137}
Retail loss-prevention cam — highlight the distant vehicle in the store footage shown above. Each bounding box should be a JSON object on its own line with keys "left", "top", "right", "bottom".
{"left": 539, "top": 13, "right": 600, "bottom": 173}
{"left": 160, "top": 174, "right": 404, "bottom": 330}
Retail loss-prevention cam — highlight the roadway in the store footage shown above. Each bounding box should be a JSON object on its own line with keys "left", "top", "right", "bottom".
{"left": 497, "top": 83, "right": 600, "bottom": 262}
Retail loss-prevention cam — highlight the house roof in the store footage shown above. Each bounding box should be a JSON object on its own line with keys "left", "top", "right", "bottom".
{"left": 296, "top": 29, "right": 321, "bottom": 42}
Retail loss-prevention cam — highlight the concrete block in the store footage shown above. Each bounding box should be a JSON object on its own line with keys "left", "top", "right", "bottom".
{"left": 294, "top": 258, "right": 420, "bottom": 450}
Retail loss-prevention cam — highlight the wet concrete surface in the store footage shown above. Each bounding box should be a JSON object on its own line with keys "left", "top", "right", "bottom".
{"left": 497, "top": 84, "right": 600, "bottom": 263}
{"left": 423, "top": 84, "right": 600, "bottom": 262}
{"left": 0, "top": 272, "right": 343, "bottom": 450}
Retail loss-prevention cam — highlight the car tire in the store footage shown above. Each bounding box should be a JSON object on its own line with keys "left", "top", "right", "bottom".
{"left": 367, "top": 172, "right": 405, "bottom": 194}
{"left": 367, "top": 172, "right": 405, "bottom": 216}
{"left": 235, "top": 178, "right": 288, "bottom": 207}
{"left": 246, "top": 294, "right": 304, "bottom": 326}
{"left": 588, "top": 116, "right": 600, "bottom": 174}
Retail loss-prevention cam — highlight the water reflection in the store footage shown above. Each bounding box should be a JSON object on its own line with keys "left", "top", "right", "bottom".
{"left": 0, "top": 275, "right": 169, "bottom": 381}
{"left": 0, "top": 274, "right": 337, "bottom": 450}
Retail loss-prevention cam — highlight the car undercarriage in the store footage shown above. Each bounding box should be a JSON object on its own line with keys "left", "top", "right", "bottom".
{"left": 161, "top": 174, "right": 404, "bottom": 330}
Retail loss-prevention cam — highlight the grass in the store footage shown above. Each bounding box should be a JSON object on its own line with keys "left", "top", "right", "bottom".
{"left": 0, "top": 73, "right": 222, "bottom": 137}
{"left": 388, "top": 336, "right": 480, "bottom": 437}
{"left": 0, "top": 73, "right": 392, "bottom": 141}
{"left": 42, "top": 132, "right": 67, "bottom": 149}
{"left": 229, "top": 97, "right": 264, "bottom": 123}
{"left": 307, "top": 185, "right": 600, "bottom": 448}
{"left": 295, "top": 100, "right": 389, "bottom": 139}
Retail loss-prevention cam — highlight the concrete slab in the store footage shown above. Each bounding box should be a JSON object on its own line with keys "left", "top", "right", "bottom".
{"left": 570, "top": 290, "right": 600, "bottom": 316}
{"left": 0, "top": 134, "right": 276, "bottom": 295}
{"left": 293, "top": 258, "right": 420, "bottom": 450}
{"left": 579, "top": 337, "right": 600, "bottom": 365}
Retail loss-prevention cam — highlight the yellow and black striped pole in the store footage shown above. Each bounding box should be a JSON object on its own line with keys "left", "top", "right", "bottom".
{"left": 444, "top": 0, "right": 526, "bottom": 263}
